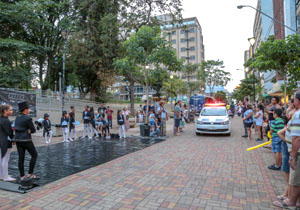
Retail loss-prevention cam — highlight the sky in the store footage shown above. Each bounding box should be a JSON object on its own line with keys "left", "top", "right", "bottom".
{"left": 182, "top": 0, "right": 258, "bottom": 92}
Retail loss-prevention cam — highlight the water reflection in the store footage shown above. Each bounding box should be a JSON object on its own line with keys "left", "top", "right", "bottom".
{"left": 8, "top": 137, "right": 165, "bottom": 186}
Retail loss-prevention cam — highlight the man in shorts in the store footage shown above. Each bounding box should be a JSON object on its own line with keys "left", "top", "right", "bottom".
{"left": 174, "top": 100, "right": 182, "bottom": 136}
{"left": 284, "top": 91, "right": 300, "bottom": 208}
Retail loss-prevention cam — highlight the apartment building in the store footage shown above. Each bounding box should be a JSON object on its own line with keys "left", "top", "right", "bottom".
{"left": 158, "top": 15, "right": 205, "bottom": 80}
{"left": 297, "top": 0, "right": 300, "bottom": 33}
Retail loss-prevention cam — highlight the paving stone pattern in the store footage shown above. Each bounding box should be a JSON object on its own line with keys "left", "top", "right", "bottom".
{"left": 0, "top": 117, "right": 286, "bottom": 209}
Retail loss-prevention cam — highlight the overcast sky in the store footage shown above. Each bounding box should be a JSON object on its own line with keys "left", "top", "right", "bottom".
{"left": 182, "top": 0, "right": 258, "bottom": 92}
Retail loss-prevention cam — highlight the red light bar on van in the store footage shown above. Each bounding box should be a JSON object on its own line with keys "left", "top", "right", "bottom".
{"left": 204, "top": 103, "right": 225, "bottom": 107}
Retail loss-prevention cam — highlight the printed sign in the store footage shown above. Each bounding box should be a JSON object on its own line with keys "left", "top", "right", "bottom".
{"left": 0, "top": 88, "right": 37, "bottom": 117}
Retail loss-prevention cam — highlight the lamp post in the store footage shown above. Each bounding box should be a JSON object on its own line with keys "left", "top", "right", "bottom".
{"left": 248, "top": 37, "right": 256, "bottom": 104}
{"left": 237, "top": 5, "right": 297, "bottom": 33}
{"left": 61, "top": 31, "right": 67, "bottom": 112}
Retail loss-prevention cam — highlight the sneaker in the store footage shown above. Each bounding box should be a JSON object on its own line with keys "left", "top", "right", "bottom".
{"left": 3, "top": 176, "right": 16, "bottom": 182}
{"left": 268, "top": 164, "right": 281, "bottom": 170}
{"left": 256, "top": 138, "right": 263, "bottom": 142}
{"left": 242, "top": 135, "right": 248, "bottom": 138}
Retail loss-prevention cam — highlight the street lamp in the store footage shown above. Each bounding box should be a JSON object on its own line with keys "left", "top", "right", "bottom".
{"left": 61, "top": 30, "right": 67, "bottom": 112}
{"left": 237, "top": 5, "right": 297, "bottom": 33}
{"left": 248, "top": 37, "right": 256, "bottom": 104}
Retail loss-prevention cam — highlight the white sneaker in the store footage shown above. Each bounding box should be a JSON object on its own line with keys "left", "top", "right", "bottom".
{"left": 4, "top": 176, "right": 16, "bottom": 182}
{"left": 69, "top": 138, "right": 73, "bottom": 142}
{"left": 89, "top": 137, "right": 92, "bottom": 140}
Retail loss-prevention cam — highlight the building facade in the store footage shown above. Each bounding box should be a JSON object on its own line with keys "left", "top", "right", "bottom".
{"left": 249, "top": 0, "right": 298, "bottom": 101}
{"left": 158, "top": 15, "right": 205, "bottom": 80}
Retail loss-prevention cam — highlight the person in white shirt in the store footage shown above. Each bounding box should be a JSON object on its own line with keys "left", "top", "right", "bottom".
{"left": 157, "top": 100, "right": 168, "bottom": 136}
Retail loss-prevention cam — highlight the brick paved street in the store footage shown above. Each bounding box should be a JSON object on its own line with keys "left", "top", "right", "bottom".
{"left": 0, "top": 117, "right": 286, "bottom": 210}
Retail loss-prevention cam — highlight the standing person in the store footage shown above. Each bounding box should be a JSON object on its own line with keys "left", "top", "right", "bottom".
{"left": 69, "top": 106, "right": 77, "bottom": 140}
{"left": 89, "top": 107, "right": 99, "bottom": 138}
{"left": 61, "top": 111, "right": 69, "bottom": 142}
{"left": 241, "top": 97, "right": 249, "bottom": 138}
{"left": 238, "top": 103, "right": 242, "bottom": 117}
{"left": 14, "top": 101, "right": 38, "bottom": 180}
{"left": 98, "top": 104, "right": 106, "bottom": 119}
{"left": 273, "top": 116, "right": 291, "bottom": 208}
{"left": 117, "top": 110, "right": 126, "bottom": 139}
{"left": 230, "top": 102, "right": 235, "bottom": 118}
{"left": 138, "top": 110, "right": 144, "bottom": 125}
{"left": 69, "top": 112, "right": 77, "bottom": 141}
{"left": 174, "top": 100, "right": 182, "bottom": 136}
{"left": 268, "top": 109, "right": 284, "bottom": 170}
{"left": 0, "top": 104, "right": 15, "bottom": 181}
{"left": 82, "top": 105, "right": 91, "bottom": 139}
{"left": 283, "top": 91, "right": 300, "bottom": 208}
{"left": 106, "top": 106, "right": 114, "bottom": 129}
{"left": 42, "top": 113, "right": 52, "bottom": 144}
{"left": 149, "top": 110, "right": 155, "bottom": 132}
{"left": 123, "top": 107, "right": 130, "bottom": 131}
{"left": 243, "top": 104, "right": 254, "bottom": 141}
{"left": 286, "top": 99, "right": 295, "bottom": 120}
{"left": 157, "top": 101, "right": 168, "bottom": 136}
{"left": 254, "top": 105, "right": 264, "bottom": 142}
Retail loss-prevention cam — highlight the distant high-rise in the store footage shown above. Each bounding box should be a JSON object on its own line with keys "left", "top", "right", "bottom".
{"left": 157, "top": 15, "right": 205, "bottom": 80}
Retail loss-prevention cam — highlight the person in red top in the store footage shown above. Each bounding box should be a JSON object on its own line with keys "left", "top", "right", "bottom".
{"left": 106, "top": 106, "right": 114, "bottom": 129}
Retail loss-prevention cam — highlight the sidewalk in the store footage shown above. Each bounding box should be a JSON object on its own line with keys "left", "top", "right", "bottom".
{"left": 1, "top": 117, "right": 286, "bottom": 210}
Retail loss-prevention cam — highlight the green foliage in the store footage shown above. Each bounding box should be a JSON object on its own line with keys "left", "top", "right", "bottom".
{"left": 163, "top": 76, "right": 187, "bottom": 99}
{"left": 231, "top": 76, "right": 256, "bottom": 102}
{"left": 199, "top": 60, "right": 231, "bottom": 96}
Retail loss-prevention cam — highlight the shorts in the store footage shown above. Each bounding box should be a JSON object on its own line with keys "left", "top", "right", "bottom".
{"left": 290, "top": 153, "right": 300, "bottom": 186}
{"left": 271, "top": 136, "right": 282, "bottom": 153}
{"left": 244, "top": 122, "right": 253, "bottom": 128}
{"left": 175, "top": 119, "right": 180, "bottom": 128}
{"left": 255, "top": 121, "right": 262, "bottom": 127}
{"left": 282, "top": 142, "right": 290, "bottom": 173}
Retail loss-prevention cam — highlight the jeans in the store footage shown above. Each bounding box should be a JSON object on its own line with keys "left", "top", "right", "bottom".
{"left": 16, "top": 141, "right": 38, "bottom": 177}
{"left": 108, "top": 119, "right": 112, "bottom": 128}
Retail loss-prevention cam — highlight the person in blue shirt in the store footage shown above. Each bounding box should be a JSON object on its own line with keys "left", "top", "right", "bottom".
{"left": 243, "top": 104, "right": 253, "bottom": 141}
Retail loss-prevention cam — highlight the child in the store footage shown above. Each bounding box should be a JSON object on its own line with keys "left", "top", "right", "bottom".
{"left": 102, "top": 119, "right": 111, "bottom": 139}
{"left": 95, "top": 110, "right": 103, "bottom": 133}
{"left": 69, "top": 112, "right": 77, "bottom": 141}
{"left": 268, "top": 108, "right": 284, "bottom": 170}
{"left": 89, "top": 107, "right": 99, "bottom": 139}
{"left": 82, "top": 105, "right": 91, "bottom": 139}
{"left": 138, "top": 110, "right": 144, "bottom": 125}
{"left": 150, "top": 117, "right": 161, "bottom": 137}
{"left": 254, "top": 105, "right": 264, "bottom": 142}
{"left": 61, "top": 111, "right": 69, "bottom": 143}
{"left": 117, "top": 110, "right": 126, "bottom": 139}
{"left": 149, "top": 110, "right": 155, "bottom": 132}
{"left": 106, "top": 106, "right": 113, "bottom": 129}
{"left": 42, "top": 113, "right": 53, "bottom": 144}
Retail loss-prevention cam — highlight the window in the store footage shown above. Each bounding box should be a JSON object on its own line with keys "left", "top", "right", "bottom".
{"left": 180, "top": 30, "right": 186, "bottom": 34}
{"left": 172, "top": 31, "right": 176, "bottom": 35}
{"left": 189, "top": 28, "right": 195, "bottom": 33}
{"left": 181, "top": 47, "right": 186, "bottom": 52}
{"left": 190, "top": 56, "right": 195, "bottom": 60}
{"left": 190, "top": 46, "right": 195, "bottom": 51}
{"left": 189, "top": 37, "right": 195, "bottom": 42}
{"left": 181, "top": 75, "right": 186, "bottom": 79}
{"left": 171, "top": 40, "right": 176, "bottom": 44}
{"left": 181, "top": 38, "right": 186, "bottom": 43}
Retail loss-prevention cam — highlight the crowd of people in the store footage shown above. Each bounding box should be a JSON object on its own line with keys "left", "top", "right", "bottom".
{"left": 235, "top": 92, "right": 300, "bottom": 208}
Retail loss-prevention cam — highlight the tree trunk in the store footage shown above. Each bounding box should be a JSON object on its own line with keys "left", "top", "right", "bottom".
{"left": 38, "top": 59, "right": 44, "bottom": 89}
{"left": 129, "top": 80, "right": 135, "bottom": 116}
{"left": 90, "top": 87, "right": 97, "bottom": 101}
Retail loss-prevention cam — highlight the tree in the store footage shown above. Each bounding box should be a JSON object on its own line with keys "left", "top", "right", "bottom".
{"left": 163, "top": 76, "right": 187, "bottom": 100}
{"left": 246, "top": 34, "right": 300, "bottom": 105}
{"left": 114, "top": 26, "right": 182, "bottom": 122}
{"left": 68, "top": 0, "right": 120, "bottom": 100}
{"left": 199, "top": 60, "right": 231, "bottom": 96}
{"left": 182, "top": 63, "right": 201, "bottom": 96}
{"left": 231, "top": 76, "right": 256, "bottom": 102}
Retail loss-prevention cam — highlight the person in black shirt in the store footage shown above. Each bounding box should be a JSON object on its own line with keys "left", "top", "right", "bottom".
{"left": 14, "top": 101, "right": 37, "bottom": 180}
{"left": 0, "top": 104, "right": 15, "bottom": 181}
{"left": 61, "top": 111, "right": 69, "bottom": 142}
{"left": 42, "top": 113, "right": 52, "bottom": 144}
{"left": 82, "top": 105, "right": 91, "bottom": 139}
{"left": 117, "top": 110, "right": 126, "bottom": 139}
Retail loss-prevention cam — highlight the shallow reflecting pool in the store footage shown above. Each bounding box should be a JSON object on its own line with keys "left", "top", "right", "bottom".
{"left": 8, "top": 137, "right": 165, "bottom": 186}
